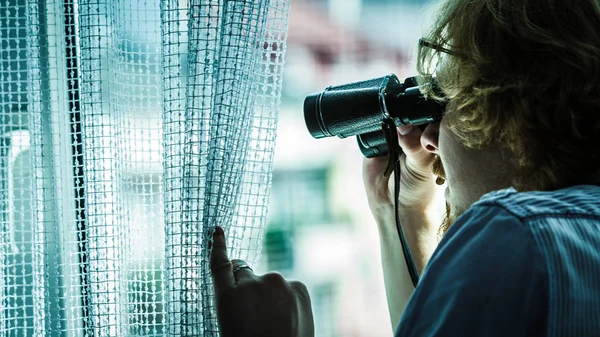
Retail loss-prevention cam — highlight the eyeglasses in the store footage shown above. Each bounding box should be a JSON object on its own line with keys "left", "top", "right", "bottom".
{"left": 418, "top": 38, "right": 462, "bottom": 58}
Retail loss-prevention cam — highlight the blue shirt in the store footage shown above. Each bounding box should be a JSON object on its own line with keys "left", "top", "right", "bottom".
{"left": 396, "top": 184, "right": 600, "bottom": 337}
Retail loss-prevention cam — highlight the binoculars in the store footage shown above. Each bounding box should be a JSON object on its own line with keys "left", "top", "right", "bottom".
{"left": 303, "top": 74, "right": 446, "bottom": 158}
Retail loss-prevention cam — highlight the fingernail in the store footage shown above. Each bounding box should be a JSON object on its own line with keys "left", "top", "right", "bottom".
{"left": 397, "top": 124, "right": 413, "bottom": 136}
{"left": 214, "top": 226, "right": 224, "bottom": 238}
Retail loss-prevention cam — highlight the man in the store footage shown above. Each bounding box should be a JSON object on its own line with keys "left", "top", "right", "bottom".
{"left": 210, "top": 0, "right": 600, "bottom": 336}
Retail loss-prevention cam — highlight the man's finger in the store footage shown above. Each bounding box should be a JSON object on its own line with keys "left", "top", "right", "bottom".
{"left": 210, "top": 226, "right": 235, "bottom": 295}
{"left": 397, "top": 124, "right": 425, "bottom": 155}
{"left": 398, "top": 124, "right": 436, "bottom": 169}
{"left": 231, "top": 259, "right": 256, "bottom": 282}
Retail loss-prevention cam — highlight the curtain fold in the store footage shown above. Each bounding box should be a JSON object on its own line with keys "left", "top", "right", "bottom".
{"left": 0, "top": 0, "right": 290, "bottom": 335}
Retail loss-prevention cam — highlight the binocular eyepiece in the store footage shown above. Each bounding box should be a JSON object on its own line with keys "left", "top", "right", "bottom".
{"left": 303, "top": 74, "right": 446, "bottom": 157}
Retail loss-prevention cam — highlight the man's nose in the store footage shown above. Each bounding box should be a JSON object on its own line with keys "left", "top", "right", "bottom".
{"left": 420, "top": 123, "right": 440, "bottom": 154}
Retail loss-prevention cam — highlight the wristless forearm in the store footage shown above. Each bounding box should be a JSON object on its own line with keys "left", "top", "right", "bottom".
{"left": 373, "top": 209, "right": 439, "bottom": 328}
{"left": 375, "top": 208, "right": 439, "bottom": 272}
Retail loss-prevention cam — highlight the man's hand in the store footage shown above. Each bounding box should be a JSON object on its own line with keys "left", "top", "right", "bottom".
{"left": 210, "top": 226, "right": 314, "bottom": 337}
{"left": 363, "top": 124, "right": 442, "bottom": 217}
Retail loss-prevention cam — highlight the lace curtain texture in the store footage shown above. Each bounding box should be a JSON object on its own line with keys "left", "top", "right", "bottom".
{"left": 0, "top": 0, "right": 290, "bottom": 335}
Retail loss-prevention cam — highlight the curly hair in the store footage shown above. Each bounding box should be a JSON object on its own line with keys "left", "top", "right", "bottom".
{"left": 417, "top": 0, "right": 600, "bottom": 191}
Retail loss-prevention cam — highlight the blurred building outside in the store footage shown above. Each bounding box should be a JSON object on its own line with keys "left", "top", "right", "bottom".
{"left": 258, "top": 1, "right": 441, "bottom": 336}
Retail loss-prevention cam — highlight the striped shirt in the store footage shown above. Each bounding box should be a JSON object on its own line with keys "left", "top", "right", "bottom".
{"left": 395, "top": 184, "right": 600, "bottom": 337}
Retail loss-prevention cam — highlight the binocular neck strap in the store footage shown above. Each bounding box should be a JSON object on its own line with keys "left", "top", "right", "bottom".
{"left": 382, "top": 121, "right": 420, "bottom": 287}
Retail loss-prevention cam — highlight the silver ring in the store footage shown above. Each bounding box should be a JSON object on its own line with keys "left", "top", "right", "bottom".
{"left": 233, "top": 264, "right": 252, "bottom": 274}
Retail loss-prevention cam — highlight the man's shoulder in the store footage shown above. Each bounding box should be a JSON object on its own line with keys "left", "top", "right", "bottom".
{"left": 449, "top": 184, "right": 600, "bottom": 256}
{"left": 398, "top": 191, "right": 548, "bottom": 337}
{"left": 431, "top": 183, "right": 600, "bottom": 295}
{"left": 398, "top": 186, "right": 600, "bottom": 337}
{"left": 459, "top": 185, "right": 600, "bottom": 337}
{"left": 476, "top": 184, "right": 600, "bottom": 220}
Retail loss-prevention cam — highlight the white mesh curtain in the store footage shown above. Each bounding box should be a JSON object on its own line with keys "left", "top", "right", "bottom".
{"left": 0, "top": 0, "right": 289, "bottom": 335}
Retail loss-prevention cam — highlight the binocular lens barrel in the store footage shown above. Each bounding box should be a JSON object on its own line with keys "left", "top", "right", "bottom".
{"left": 357, "top": 130, "right": 388, "bottom": 158}
{"left": 304, "top": 76, "right": 393, "bottom": 139}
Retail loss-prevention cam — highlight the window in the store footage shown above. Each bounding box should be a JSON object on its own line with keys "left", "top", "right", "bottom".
{"left": 268, "top": 168, "right": 332, "bottom": 228}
